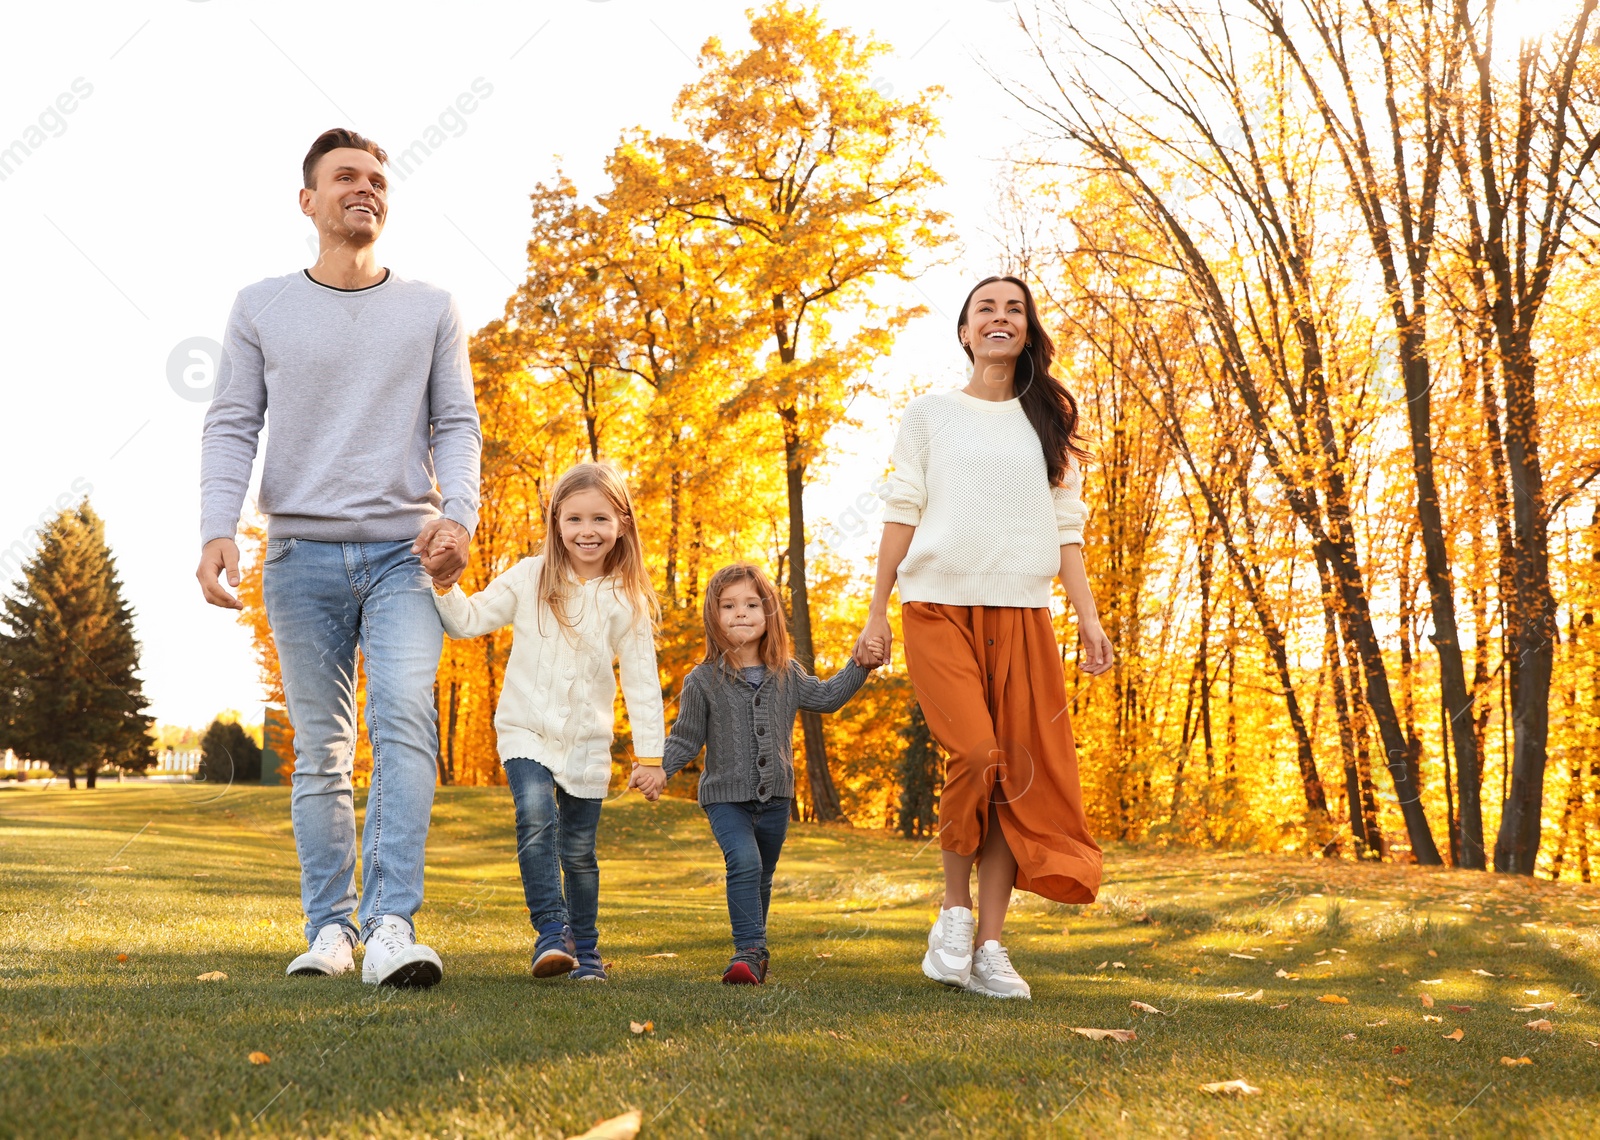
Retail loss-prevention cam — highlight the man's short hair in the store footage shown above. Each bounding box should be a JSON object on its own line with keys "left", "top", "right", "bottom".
{"left": 301, "top": 128, "right": 389, "bottom": 190}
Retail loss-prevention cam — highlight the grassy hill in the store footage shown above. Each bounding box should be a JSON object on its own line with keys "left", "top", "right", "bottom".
{"left": 1, "top": 784, "right": 1597, "bottom": 1137}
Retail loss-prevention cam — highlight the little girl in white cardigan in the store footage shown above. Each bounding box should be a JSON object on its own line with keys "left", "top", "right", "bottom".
{"left": 427, "top": 462, "right": 664, "bottom": 982}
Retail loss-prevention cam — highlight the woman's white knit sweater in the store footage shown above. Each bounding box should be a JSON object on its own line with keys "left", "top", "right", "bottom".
{"left": 433, "top": 556, "right": 665, "bottom": 799}
{"left": 882, "top": 389, "right": 1089, "bottom": 608}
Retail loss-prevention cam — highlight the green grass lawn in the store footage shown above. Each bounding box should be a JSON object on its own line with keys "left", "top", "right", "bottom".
{"left": 1, "top": 784, "right": 1597, "bottom": 1138}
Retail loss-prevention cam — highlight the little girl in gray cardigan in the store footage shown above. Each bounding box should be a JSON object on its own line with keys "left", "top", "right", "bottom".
{"left": 629, "top": 562, "right": 882, "bottom": 984}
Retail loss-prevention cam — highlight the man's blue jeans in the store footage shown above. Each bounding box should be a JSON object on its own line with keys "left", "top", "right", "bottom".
{"left": 704, "top": 798, "right": 791, "bottom": 950}
{"left": 504, "top": 758, "right": 604, "bottom": 944}
{"left": 263, "top": 537, "right": 442, "bottom": 944}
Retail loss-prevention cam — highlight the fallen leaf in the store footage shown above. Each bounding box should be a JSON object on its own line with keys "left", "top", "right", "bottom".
{"left": 1421, "top": 978, "right": 1444, "bottom": 985}
{"left": 1071, "top": 1027, "right": 1137, "bottom": 1043}
{"left": 197, "top": 971, "right": 227, "bottom": 983}
{"left": 1366, "top": 1019, "right": 1389, "bottom": 1027}
{"left": 1388, "top": 1076, "right": 1411, "bottom": 1087}
{"left": 1428, "top": 949, "right": 1438, "bottom": 957}
{"left": 1275, "top": 969, "right": 1299, "bottom": 979}
{"left": 1219, "top": 990, "right": 1250, "bottom": 999}
{"left": 1444, "top": 1028, "right": 1465, "bottom": 1041}
{"left": 1130, "top": 1001, "right": 1166, "bottom": 1015}
{"left": 1271, "top": 1003, "right": 1289, "bottom": 1010}
{"left": 1423, "top": 1015, "right": 1443, "bottom": 1023}
{"left": 1199, "top": 1079, "right": 1261, "bottom": 1097}
{"left": 1314, "top": 960, "right": 1334, "bottom": 967}
{"left": 1471, "top": 969, "right": 1498, "bottom": 978}
{"left": 1242, "top": 989, "right": 1264, "bottom": 1001}
{"left": 1391, "top": 1045, "right": 1407, "bottom": 1054}
{"left": 115, "top": 953, "right": 128, "bottom": 963}
{"left": 643, "top": 953, "right": 678, "bottom": 959}
{"left": 1513, "top": 1003, "right": 1556, "bottom": 1012}
{"left": 192, "top": 872, "right": 210, "bottom": 878}
{"left": 248, "top": 1052, "right": 270, "bottom": 1065}
{"left": 571, "top": 1109, "right": 643, "bottom": 1140}
{"left": 1524, "top": 989, "right": 1541, "bottom": 996}
{"left": 1229, "top": 952, "right": 1257, "bottom": 960}
{"left": 1112, "top": 961, "right": 1126, "bottom": 969}
{"left": 1318, "top": 994, "right": 1350, "bottom": 1005}
{"left": 1420, "top": 994, "right": 1435, "bottom": 1008}
{"left": 1448, "top": 1004, "right": 1475, "bottom": 1013}
{"left": 1586, "top": 1041, "right": 1599, "bottom": 1048}
{"left": 1378, "top": 961, "right": 1397, "bottom": 968}
{"left": 1096, "top": 961, "right": 1109, "bottom": 971}
{"left": 1501, "top": 1056, "right": 1533, "bottom": 1066}
{"left": 1526, "top": 1019, "right": 1554, "bottom": 1033}
{"left": 1190, "top": 966, "right": 1204, "bottom": 975}
{"left": 1341, "top": 1032, "right": 1358, "bottom": 1041}
{"left": 629, "top": 1021, "right": 655, "bottom": 1034}
{"left": 815, "top": 953, "right": 832, "bottom": 959}
{"left": 104, "top": 865, "right": 131, "bottom": 872}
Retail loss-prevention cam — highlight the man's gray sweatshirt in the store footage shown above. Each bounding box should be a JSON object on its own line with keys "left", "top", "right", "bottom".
{"left": 662, "top": 659, "right": 869, "bottom": 805}
{"left": 200, "top": 270, "right": 482, "bottom": 545}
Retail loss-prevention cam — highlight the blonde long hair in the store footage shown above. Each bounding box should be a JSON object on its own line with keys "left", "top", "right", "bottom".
{"left": 537, "top": 463, "right": 658, "bottom": 633}
{"left": 701, "top": 562, "right": 791, "bottom": 682}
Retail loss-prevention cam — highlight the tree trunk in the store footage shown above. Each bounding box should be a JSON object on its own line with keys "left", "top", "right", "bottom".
{"left": 782, "top": 409, "right": 845, "bottom": 823}
{"left": 1494, "top": 344, "right": 1557, "bottom": 874}
{"left": 85, "top": 766, "right": 98, "bottom": 789}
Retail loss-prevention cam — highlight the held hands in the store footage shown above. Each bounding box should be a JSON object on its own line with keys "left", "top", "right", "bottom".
{"left": 197, "top": 537, "right": 243, "bottom": 610}
{"left": 852, "top": 612, "right": 894, "bottom": 668}
{"left": 1077, "top": 618, "right": 1115, "bottom": 676}
{"left": 415, "top": 518, "right": 470, "bottom": 590}
{"left": 628, "top": 762, "right": 667, "bottom": 802}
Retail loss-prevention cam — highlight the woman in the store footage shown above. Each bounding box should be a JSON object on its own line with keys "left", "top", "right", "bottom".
{"left": 857, "top": 275, "right": 1113, "bottom": 1000}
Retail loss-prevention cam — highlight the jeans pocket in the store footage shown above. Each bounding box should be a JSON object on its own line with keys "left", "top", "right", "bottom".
{"left": 264, "top": 538, "right": 296, "bottom": 565}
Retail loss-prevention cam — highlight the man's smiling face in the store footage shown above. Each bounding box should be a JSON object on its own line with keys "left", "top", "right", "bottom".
{"left": 300, "top": 146, "right": 388, "bottom": 247}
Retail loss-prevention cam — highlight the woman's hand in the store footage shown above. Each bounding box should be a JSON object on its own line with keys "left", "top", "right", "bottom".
{"left": 853, "top": 612, "right": 893, "bottom": 667}
{"left": 1077, "top": 619, "right": 1114, "bottom": 675}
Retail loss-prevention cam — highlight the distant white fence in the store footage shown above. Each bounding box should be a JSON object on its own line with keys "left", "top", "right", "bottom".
{"left": 154, "top": 749, "right": 202, "bottom": 775}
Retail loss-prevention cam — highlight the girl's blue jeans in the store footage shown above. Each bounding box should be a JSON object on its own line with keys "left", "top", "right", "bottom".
{"left": 505, "top": 758, "right": 604, "bottom": 943}
{"left": 704, "top": 797, "right": 791, "bottom": 950}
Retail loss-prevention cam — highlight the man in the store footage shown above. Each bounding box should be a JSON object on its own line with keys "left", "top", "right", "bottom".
{"left": 197, "top": 128, "right": 480, "bottom": 987}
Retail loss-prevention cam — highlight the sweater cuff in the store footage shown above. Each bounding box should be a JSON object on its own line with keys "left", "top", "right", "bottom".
{"left": 1058, "top": 527, "right": 1084, "bottom": 547}
{"left": 881, "top": 505, "right": 922, "bottom": 527}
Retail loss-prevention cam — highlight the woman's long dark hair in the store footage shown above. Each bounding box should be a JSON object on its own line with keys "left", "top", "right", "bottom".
{"left": 957, "top": 275, "right": 1090, "bottom": 486}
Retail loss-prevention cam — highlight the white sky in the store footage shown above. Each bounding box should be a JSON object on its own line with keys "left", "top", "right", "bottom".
{"left": 0, "top": 0, "right": 1058, "bottom": 729}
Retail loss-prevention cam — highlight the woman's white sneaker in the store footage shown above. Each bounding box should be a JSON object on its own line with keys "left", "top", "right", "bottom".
{"left": 361, "top": 915, "right": 443, "bottom": 988}
{"left": 922, "top": 906, "right": 975, "bottom": 987}
{"left": 288, "top": 923, "right": 357, "bottom": 976}
{"left": 965, "top": 940, "right": 1031, "bottom": 1000}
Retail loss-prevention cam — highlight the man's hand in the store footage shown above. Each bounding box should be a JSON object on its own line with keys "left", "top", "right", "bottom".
{"left": 414, "top": 518, "right": 470, "bottom": 589}
{"left": 197, "top": 538, "right": 243, "bottom": 610}
{"left": 628, "top": 762, "right": 667, "bottom": 802}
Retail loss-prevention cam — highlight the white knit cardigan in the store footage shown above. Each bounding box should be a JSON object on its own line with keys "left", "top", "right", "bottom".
{"left": 433, "top": 556, "right": 665, "bottom": 798}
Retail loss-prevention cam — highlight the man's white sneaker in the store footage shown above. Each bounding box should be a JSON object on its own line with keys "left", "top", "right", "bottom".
{"left": 921, "top": 906, "right": 975, "bottom": 987}
{"left": 965, "top": 940, "right": 1031, "bottom": 1000}
{"left": 287, "top": 923, "right": 356, "bottom": 977}
{"left": 361, "top": 915, "right": 443, "bottom": 988}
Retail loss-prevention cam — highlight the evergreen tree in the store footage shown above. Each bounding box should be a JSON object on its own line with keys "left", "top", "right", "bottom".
{"left": 199, "top": 718, "right": 261, "bottom": 784}
{"left": 897, "top": 700, "right": 942, "bottom": 839}
{"left": 0, "top": 502, "right": 153, "bottom": 788}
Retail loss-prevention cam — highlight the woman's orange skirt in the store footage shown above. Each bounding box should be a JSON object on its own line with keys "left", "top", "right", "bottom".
{"left": 901, "top": 601, "right": 1102, "bottom": 904}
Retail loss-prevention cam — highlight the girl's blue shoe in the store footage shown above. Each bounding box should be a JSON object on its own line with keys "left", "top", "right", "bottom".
{"left": 532, "top": 922, "right": 576, "bottom": 978}
{"left": 571, "top": 939, "right": 607, "bottom": 981}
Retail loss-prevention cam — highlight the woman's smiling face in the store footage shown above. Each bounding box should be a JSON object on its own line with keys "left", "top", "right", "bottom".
{"left": 962, "top": 279, "right": 1028, "bottom": 362}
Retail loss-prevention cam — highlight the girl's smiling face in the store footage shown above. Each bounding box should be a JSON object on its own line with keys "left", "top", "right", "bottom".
{"left": 717, "top": 581, "right": 768, "bottom": 656}
{"left": 558, "top": 487, "right": 623, "bottom": 577}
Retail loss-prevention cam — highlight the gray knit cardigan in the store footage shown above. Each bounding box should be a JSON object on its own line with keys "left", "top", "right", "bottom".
{"left": 661, "top": 658, "right": 869, "bottom": 805}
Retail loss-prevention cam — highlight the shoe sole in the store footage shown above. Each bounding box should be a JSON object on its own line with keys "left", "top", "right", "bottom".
{"left": 532, "top": 951, "right": 576, "bottom": 978}
{"left": 366, "top": 959, "right": 443, "bottom": 988}
{"left": 922, "top": 950, "right": 970, "bottom": 988}
{"left": 723, "top": 963, "right": 764, "bottom": 985}
{"left": 287, "top": 964, "right": 350, "bottom": 977}
{"left": 962, "top": 977, "right": 1030, "bottom": 1000}
{"left": 572, "top": 973, "right": 608, "bottom": 982}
